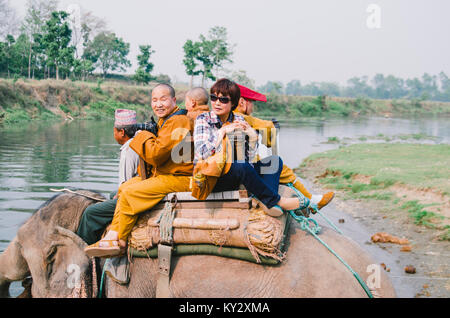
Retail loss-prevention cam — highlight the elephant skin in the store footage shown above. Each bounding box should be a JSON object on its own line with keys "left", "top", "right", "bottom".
{"left": 0, "top": 190, "right": 396, "bottom": 298}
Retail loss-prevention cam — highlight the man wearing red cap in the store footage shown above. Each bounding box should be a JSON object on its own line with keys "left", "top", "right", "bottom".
{"left": 234, "top": 84, "right": 335, "bottom": 212}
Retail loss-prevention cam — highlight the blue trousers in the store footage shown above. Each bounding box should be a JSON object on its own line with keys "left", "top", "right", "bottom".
{"left": 213, "top": 155, "right": 283, "bottom": 208}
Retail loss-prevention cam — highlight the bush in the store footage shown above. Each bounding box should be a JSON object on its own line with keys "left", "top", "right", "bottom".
{"left": 327, "top": 100, "right": 351, "bottom": 116}
{"left": 87, "top": 98, "right": 149, "bottom": 120}
{"left": 39, "top": 111, "right": 60, "bottom": 121}
{"left": 4, "top": 109, "right": 31, "bottom": 124}
{"left": 300, "top": 101, "right": 322, "bottom": 116}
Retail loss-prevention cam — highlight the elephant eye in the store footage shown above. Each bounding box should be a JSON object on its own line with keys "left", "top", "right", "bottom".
{"left": 46, "top": 262, "right": 54, "bottom": 279}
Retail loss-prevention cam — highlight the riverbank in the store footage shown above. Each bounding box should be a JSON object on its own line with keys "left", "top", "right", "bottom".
{"left": 1, "top": 78, "right": 450, "bottom": 124}
{"left": 0, "top": 78, "right": 189, "bottom": 124}
{"left": 297, "top": 142, "right": 450, "bottom": 297}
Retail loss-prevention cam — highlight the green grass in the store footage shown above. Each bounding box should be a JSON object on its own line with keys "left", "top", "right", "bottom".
{"left": 401, "top": 200, "right": 444, "bottom": 228}
{"left": 305, "top": 143, "right": 450, "bottom": 194}
{"left": 301, "top": 143, "right": 450, "bottom": 240}
{"left": 326, "top": 136, "right": 340, "bottom": 143}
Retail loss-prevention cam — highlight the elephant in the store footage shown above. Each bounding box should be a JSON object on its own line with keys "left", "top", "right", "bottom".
{"left": 0, "top": 190, "right": 396, "bottom": 298}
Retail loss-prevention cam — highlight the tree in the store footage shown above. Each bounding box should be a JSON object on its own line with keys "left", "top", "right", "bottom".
{"left": 196, "top": 38, "right": 216, "bottom": 87}
{"left": 66, "top": 6, "right": 106, "bottom": 81}
{"left": 286, "top": 80, "right": 302, "bottom": 96}
{"left": 258, "top": 81, "right": 284, "bottom": 95}
{"left": 420, "top": 73, "right": 438, "bottom": 100}
{"left": 405, "top": 77, "right": 423, "bottom": 99}
{"left": 206, "top": 26, "right": 234, "bottom": 79}
{"left": 437, "top": 71, "right": 450, "bottom": 101}
{"left": 154, "top": 74, "right": 171, "bottom": 84}
{"left": 0, "top": 34, "right": 29, "bottom": 77}
{"left": 133, "top": 44, "right": 155, "bottom": 84}
{"left": 83, "top": 31, "right": 131, "bottom": 77}
{"left": 67, "top": 5, "right": 106, "bottom": 59}
{"left": 231, "top": 70, "right": 255, "bottom": 89}
{"left": 182, "top": 26, "right": 234, "bottom": 87}
{"left": 72, "top": 58, "right": 93, "bottom": 80}
{"left": 2, "top": 35, "right": 15, "bottom": 77}
{"left": 41, "top": 11, "right": 74, "bottom": 80}
{"left": 182, "top": 39, "right": 201, "bottom": 88}
{"left": 345, "top": 76, "right": 373, "bottom": 98}
{"left": 21, "top": 0, "right": 59, "bottom": 78}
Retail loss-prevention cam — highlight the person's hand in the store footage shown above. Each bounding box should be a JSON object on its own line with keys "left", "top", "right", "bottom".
{"left": 113, "top": 193, "right": 118, "bottom": 200}
{"left": 220, "top": 123, "right": 240, "bottom": 135}
{"left": 238, "top": 121, "right": 251, "bottom": 131}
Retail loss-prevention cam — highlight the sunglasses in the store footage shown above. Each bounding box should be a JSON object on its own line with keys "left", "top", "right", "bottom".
{"left": 210, "top": 94, "right": 231, "bottom": 104}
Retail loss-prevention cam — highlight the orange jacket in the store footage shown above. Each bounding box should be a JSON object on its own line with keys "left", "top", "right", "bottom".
{"left": 130, "top": 107, "right": 194, "bottom": 178}
{"left": 233, "top": 111, "right": 275, "bottom": 148}
{"left": 187, "top": 104, "right": 210, "bottom": 121}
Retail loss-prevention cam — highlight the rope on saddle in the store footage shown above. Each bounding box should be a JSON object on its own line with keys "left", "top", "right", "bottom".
{"left": 156, "top": 195, "right": 178, "bottom": 244}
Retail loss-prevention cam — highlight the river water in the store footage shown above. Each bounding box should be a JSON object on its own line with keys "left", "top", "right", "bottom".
{"left": 0, "top": 115, "right": 449, "bottom": 297}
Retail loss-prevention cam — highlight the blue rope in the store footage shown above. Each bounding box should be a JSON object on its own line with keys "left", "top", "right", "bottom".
{"left": 97, "top": 263, "right": 107, "bottom": 298}
{"left": 285, "top": 183, "right": 372, "bottom": 297}
{"left": 288, "top": 210, "right": 374, "bottom": 298}
{"left": 286, "top": 183, "right": 343, "bottom": 235}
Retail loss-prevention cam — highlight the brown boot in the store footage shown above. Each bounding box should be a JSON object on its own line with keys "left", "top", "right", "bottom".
{"left": 317, "top": 192, "right": 335, "bottom": 210}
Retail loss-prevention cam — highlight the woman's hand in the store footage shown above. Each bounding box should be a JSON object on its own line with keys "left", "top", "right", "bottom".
{"left": 219, "top": 123, "right": 240, "bottom": 136}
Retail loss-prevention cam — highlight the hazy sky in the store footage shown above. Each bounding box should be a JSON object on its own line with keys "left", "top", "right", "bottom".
{"left": 10, "top": 0, "right": 450, "bottom": 86}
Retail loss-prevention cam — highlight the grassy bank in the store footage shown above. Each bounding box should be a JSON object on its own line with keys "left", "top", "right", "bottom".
{"left": 298, "top": 143, "right": 450, "bottom": 240}
{"left": 0, "top": 78, "right": 189, "bottom": 124}
{"left": 1, "top": 78, "right": 450, "bottom": 125}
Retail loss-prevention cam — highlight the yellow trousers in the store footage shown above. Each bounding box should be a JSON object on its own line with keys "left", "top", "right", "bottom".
{"left": 110, "top": 175, "right": 192, "bottom": 241}
{"left": 279, "top": 164, "right": 312, "bottom": 199}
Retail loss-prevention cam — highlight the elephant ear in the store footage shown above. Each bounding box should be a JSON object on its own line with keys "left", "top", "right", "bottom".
{"left": 52, "top": 226, "right": 88, "bottom": 250}
{"left": 39, "top": 226, "right": 96, "bottom": 298}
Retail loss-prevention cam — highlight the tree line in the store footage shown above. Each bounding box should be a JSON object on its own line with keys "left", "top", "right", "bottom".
{"left": 1, "top": 1, "right": 449, "bottom": 102}
{"left": 0, "top": 0, "right": 160, "bottom": 84}
{"left": 0, "top": 0, "right": 236, "bottom": 87}
{"left": 259, "top": 73, "right": 450, "bottom": 102}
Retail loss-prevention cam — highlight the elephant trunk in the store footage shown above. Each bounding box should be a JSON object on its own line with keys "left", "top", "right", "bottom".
{"left": 0, "top": 237, "right": 31, "bottom": 298}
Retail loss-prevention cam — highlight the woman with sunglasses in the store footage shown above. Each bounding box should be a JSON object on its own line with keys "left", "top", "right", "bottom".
{"left": 193, "top": 78, "right": 312, "bottom": 216}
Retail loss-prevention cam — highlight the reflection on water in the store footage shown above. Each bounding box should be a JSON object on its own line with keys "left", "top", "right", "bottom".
{"left": 278, "top": 116, "right": 450, "bottom": 168}
{"left": 0, "top": 116, "right": 449, "bottom": 296}
{"left": 0, "top": 120, "right": 120, "bottom": 249}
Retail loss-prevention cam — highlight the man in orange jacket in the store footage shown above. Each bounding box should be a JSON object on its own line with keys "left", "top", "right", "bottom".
{"left": 185, "top": 86, "right": 210, "bottom": 120}
{"left": 234, "top": 83, "right": 334, "bottom": 212}
{"left": 85, "top": 83, "right": 194, "bottom": 257}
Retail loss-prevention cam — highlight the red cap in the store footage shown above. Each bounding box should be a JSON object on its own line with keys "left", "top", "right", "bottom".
{"left": 237, "top": 84, "right": 267, "bottom": 102}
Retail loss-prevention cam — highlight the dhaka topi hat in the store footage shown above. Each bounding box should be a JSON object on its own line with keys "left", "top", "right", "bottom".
{"left": 115, "top": 109, "right": 137, "bottom": 126}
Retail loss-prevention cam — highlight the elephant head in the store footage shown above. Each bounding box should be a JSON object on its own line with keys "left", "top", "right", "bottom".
{"left": 0, "top": 191, "right": 104, "bottom": 298}
{"left": 30, "top": 226, "right": 96, "bottom": 298}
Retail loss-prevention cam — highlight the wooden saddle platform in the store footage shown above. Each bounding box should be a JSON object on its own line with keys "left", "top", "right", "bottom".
{"left": 127, "top": 186, "right": 294, "bottom": 265}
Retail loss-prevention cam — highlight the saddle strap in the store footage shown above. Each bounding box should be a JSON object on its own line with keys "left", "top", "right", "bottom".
{"left": 156, "top": 244, "right": 172, "bottom": 298}
{"left": 155, "top": 197, "right": 177, "bottom": 298}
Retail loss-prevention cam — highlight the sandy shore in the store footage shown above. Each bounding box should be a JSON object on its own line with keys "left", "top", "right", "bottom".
{"left": 298, "top": 160, "right": 450, "bottom": 298}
